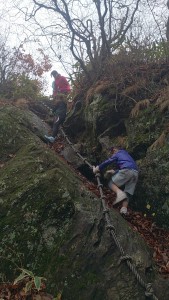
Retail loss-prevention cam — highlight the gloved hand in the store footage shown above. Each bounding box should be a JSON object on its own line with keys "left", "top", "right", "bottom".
{"left": 93, "top": 166, "right": 100, "bottom": 174}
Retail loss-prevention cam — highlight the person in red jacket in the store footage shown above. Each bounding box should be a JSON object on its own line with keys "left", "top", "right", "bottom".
{"left": 45, "top": 70, "right": 71, "bottom": 143}
{"left": 51, "top": 70, "right": 71, "bottom": 97}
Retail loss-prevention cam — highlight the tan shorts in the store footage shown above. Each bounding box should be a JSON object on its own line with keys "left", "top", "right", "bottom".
{"left": 109, "top": 169, "right": 138, "bottom": 195}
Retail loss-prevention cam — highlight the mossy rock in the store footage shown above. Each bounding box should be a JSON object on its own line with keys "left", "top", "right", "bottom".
{"left": 126, "top": 106, "right": 164, "bottom": 159}
{"left": 0, "top": 105, "right": 50, "bottom": 161}
{"left": 133, "top": 145, "right": 169, "bottom": 228}
{"left": 125, "top": 105, "right": 169, "bottom": 227}
{"left": 0, "top": 105, "right": 169, "bottom": 299}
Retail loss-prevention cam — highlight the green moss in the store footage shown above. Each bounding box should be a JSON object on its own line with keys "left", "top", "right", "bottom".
{"left": 126, "top": 106, "right": 163, "bottom": 154}
{"left": 131, "top": 145, "right": 169, "bottom": 227}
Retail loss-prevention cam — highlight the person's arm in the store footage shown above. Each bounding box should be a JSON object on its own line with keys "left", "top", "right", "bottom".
{"left": 93, "top": 155, "right": 117, "bottom": 174}
{"left": 98, "top": 155, "right": 117, "bottom": 171}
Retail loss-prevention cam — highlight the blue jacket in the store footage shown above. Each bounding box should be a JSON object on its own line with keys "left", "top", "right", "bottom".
{"left": 99, "top": 150, "right": 138, "bottom": 171}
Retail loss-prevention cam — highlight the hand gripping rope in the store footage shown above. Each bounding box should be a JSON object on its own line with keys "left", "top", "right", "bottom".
{"left": 60, "top": 127, "right": 159, "bottom": 300}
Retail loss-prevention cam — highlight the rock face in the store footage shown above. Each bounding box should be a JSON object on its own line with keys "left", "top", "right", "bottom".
{"left": 0, "top": 105, "right": 169, "bottom": 299}
{"left": 64, "top": 91, "right": 169, "bottom": 228}
{"left": 126, "top": 106, "right": 169, "bottom": 227}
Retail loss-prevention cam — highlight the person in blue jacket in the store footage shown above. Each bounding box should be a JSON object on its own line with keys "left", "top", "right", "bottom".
{"left": 93, "top": 145, "right": 139, "bottom": 215}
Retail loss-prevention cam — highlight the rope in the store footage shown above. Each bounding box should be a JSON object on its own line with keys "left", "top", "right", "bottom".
{"left": 60, "top": 127, "right": 159, "bottom": 300}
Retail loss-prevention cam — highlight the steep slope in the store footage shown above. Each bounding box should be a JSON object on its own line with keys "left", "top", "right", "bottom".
{"left": 0, "top": 105, "right": 169, "bottom": 299}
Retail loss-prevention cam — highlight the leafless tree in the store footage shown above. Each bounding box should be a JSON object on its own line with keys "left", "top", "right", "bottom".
{"left": 20, "top": 0, "right": 141, "bottom": 80}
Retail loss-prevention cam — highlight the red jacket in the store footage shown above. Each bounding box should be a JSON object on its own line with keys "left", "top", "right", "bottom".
{"left": 53, "top": 75, "right": 71, "bottom": 96}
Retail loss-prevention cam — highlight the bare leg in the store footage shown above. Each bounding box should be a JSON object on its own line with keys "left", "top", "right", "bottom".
{"left": 109, "top": 182, "right": 122, "bottom": 194}
{"left": 109, "top": 182, "right": 127, "bottom": 206}
{"left": 121, "top": 199, "right": 128, "bottom": 208}
{"left": 122, "top": 193, "right": 132, "bottom": 208}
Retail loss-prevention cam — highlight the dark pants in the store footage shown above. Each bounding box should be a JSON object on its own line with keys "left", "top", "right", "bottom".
{"left": 52, "top": 99, "right": 67, "bottom": 138}
{"left": 52, "top": 115, "right": 66, "bottom": 138}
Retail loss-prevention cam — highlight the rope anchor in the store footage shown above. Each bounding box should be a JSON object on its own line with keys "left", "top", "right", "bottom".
{"left": 106, "top": 224, "right": 115, "bottom": 231}
{"left": 103, "top": 208, "right": 109, "bottom": 214}
{"left": 97, "top": 183, "right": 103, "bottom": 188}
{"left": 119, "top": 255, "right": 132, "bottom": 264}
{"left": 145, "top": 283, "right": 154, "bottom": 297}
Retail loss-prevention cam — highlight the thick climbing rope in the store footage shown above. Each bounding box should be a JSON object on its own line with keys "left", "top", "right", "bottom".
{"left": 60, "top": 127, "right": 159, "bottom": 300}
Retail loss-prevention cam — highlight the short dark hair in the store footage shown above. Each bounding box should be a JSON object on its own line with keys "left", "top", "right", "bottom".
{"left": 51, "top": 70, "right": 59, "bottom": 77}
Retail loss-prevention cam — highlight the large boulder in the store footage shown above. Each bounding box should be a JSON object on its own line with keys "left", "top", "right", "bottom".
{"left": 0, "top": 105, "right": 169, "bottom": 299}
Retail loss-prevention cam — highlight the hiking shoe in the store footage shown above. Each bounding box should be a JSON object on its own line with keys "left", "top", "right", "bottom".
{"left": 44, "top": 135, "right": 56, "bottom": 143}
{"left": 113, "top": 191, "right": 127, "bottom": 206}
{"left": 120, "top": 206, "right": 128, "bottom": 215}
